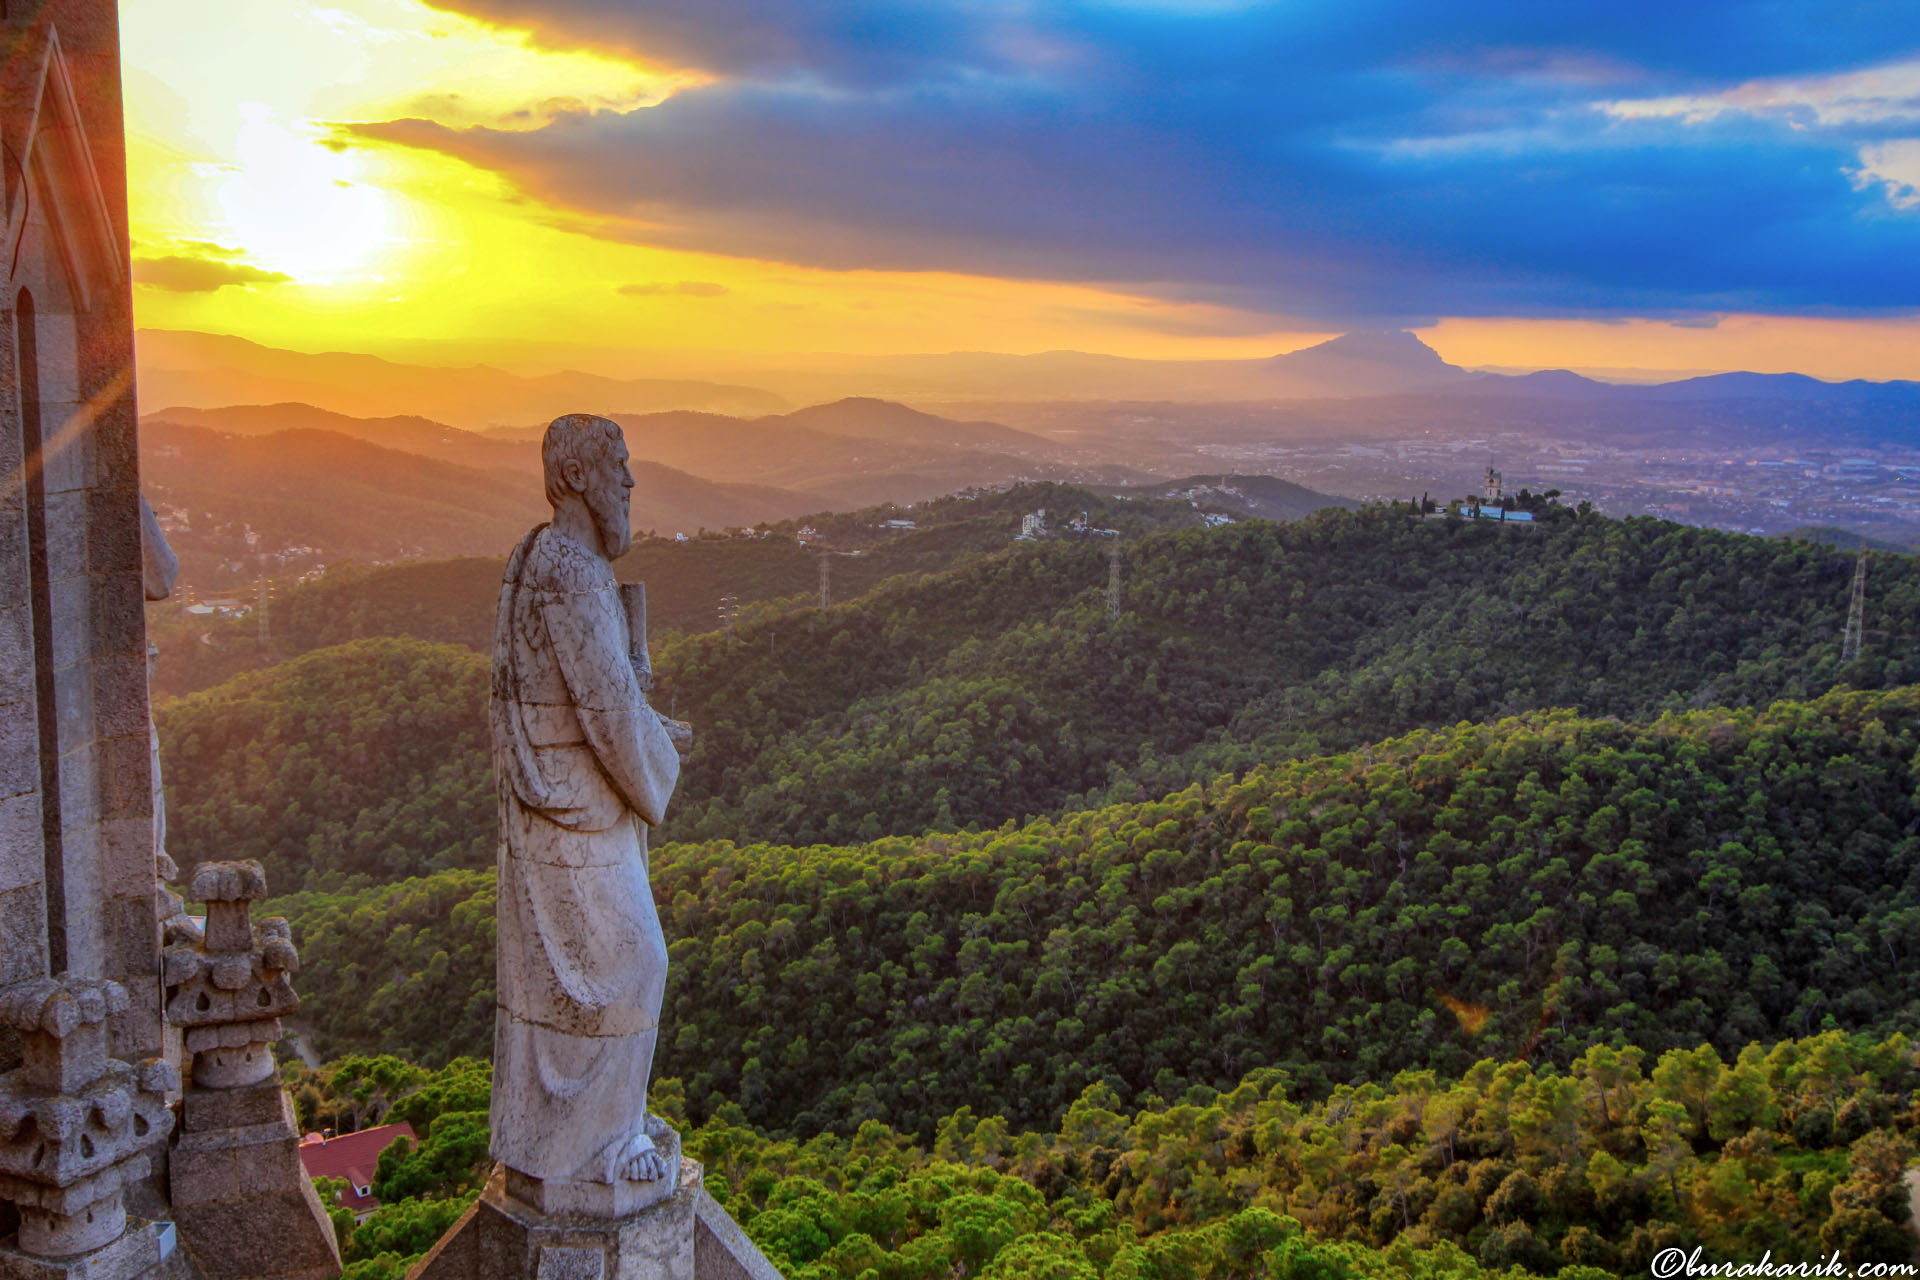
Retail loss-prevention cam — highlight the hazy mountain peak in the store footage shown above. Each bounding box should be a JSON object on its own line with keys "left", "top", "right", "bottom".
{"left": 1260, "top": 329, "right": 1467, "bottom": 396}
{"left": 1287, "top": 330, "right": 1450, "bottom": 367}
{"left": 788, "top": 395, "right": 935, "bottom": 422}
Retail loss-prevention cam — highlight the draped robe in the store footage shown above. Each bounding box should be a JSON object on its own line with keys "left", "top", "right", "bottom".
{"left": 488, "top": 524, "right": 680, "bottom": 1184}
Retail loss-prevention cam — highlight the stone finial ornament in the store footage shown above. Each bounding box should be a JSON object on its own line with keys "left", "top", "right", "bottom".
{"left": 162, "top": 860, "right": 300, "bottom": 1090}
{"left": 162, "top": 862, "right": 343, "bottom": 1280}
{"left": 0, "top": 976, "right": 177, "bottom": 1258}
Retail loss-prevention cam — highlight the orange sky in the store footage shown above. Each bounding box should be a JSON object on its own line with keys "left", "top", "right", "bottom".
{"left": 119, "top": 0, "right": 1920, "bottom": 382}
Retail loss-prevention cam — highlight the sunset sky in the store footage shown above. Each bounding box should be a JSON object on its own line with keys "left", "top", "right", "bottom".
{"left": 121, "top": 0, "right": 1920, "bottom": 381}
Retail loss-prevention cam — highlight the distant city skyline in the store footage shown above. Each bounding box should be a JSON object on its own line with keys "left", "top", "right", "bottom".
{"left": 123, "top": 0, "right": 1920, "bottom": 381}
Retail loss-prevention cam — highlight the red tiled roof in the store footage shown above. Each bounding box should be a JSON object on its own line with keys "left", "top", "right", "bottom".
{"left": 298, "top": 1122, "right": 417, "bottom": 1213}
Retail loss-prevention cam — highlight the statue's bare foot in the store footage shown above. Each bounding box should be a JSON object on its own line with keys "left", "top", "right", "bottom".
{"left": 617, "top": 1131, "right": 666, "bottom": 1182}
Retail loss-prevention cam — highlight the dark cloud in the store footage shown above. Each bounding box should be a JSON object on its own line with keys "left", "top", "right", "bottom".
{"left": 427, "top": 0, "right": 1920, "bottom": 88}
{"left": 616, "top": 280, "right": 730, "bottom": 296}
{"left": 132, "top": 251, "right": 293, "bottom": 293}
{"left": 384, "top": 1, "right": 1920, "bottom": 323}
{"left": 425, "top": 0, "right": 1014, "bottom": 86}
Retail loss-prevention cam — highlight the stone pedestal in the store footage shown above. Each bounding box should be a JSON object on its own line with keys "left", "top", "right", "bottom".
{"left": 169, "top": 1089, "right": 338, "bottom": 1280}
{"left": 687, "top": 1200, "right": 780, "bottom": 1280}
{"left": 502, "top": 1120, "right": 681, "bottom": 1220}
{"left": 408, "top": 1152, "right": 780, "bottom": 1280}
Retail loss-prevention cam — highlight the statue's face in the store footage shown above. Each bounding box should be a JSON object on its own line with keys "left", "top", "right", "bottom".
{"left": 584, "top": 438, "right": 636, "bottom": 560}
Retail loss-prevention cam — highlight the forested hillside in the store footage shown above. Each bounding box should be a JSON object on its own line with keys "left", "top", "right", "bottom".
{"left": 147, "top": 480, "right": 1222, "bottom": 699}
{"left": 160, "top": 639, "right": 491, "bottom": 893}
{"left": 154, "top": 503, "right": 1920, "bottom": 1275}
{"left": 289, "top": 1030, "right": 1919, "bottom": 1280}
{"left": 658, "top": 506, "right": 1919, "bottom": 845}
{"left": 159, "top": 506, "right": 1920, "bottom": 891}
{"left": 660, "top": 1029, "right": 1919, "bottom": 1276}
{"left": 271, "top": 686, "right": 1920, "bottom": 1141}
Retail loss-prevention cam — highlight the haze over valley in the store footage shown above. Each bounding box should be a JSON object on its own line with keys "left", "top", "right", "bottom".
{"left": 139, "top": 326, "right": 1920, "bottom": 603}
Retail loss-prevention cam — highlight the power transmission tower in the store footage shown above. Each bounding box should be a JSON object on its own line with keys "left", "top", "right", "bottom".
{"left": 256, "top": 576, "right": 269, "bottom": 651}
{"left": 718, "top": 592, "right": 739, "bottom": 633}
{"left": 1841, "top": 549, "right": 1868, "bottom": 663}
{"left": 816, "top": 550, "right": 859, "bottom": 610}
{"left": 1106, "top": 540, "right": 1122, "bottom": 619}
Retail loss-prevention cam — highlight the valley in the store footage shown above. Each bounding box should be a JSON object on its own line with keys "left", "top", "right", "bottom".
{"left": 131, "top": 329, "right": 1920, "bottom": 1280}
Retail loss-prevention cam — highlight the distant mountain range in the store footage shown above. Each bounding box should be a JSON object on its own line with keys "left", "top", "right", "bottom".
{"left": 1165, "top": 328, "right": 1920, "bottom": 408}
{"left": 700, "top": 331, "right": 1476, "bottom": 403}
{"left": 137, "top": 393, "right": 1162, "bottom": 590}
{"left": 143, "top": 407, "right": 830, "bottom": 531}
{"left": 142, "top": 422, "right": 543, "bottom": 575}
{"left": 137, "top": 329, "right": 790, "bottom": 427}
{"left": 1445, "top": 364, "right": 1920, "bottom": 407}
{"left": 925, "top": 333, "right": 1920, "bottom": 456}
{"left": 140, "top": 419, "right": 825, "bottom": 590}
{"left": 605, "top": 398, "right": 1120, "bottom": 506}
{"left": 1261, "top": 331, "right": 1920, "bottom": 408}
{"left": 145, "top": 402, "right": 540, "bottom": 473}
{"left": 144, "top": 395, "right": 1141, "bottom": 519}
{"left": 137, "top": 331, "right": 1920, "bottom": 563}
{"left": 140, "top": 326, "right": 1920, "bottom": 423}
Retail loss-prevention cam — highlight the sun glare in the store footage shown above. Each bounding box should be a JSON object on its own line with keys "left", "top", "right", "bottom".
{"left": 120, "top": 0, "right": 686, "bottom": 288}
{"left": 207, "top": 106, "right": 397, "bottom": 280}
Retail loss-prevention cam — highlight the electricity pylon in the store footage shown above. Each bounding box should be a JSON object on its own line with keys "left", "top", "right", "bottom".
{"left": 1841, "top": 549, "right": 1867, "bottom": 664}
{"left": 1106, "top": 540, "right": 1122, "bottom": 619}
{"left": 816, "top": 548, "right": 862, "bottom": 609}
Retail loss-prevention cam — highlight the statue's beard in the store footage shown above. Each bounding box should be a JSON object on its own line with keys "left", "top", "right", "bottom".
{"left": 588, "top": 487, "right": 633, "bottom": 560}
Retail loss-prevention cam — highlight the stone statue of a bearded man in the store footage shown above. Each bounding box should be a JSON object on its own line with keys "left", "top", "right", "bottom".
{"left": 489, "top": 414, "right": 690, "bottom": 1205}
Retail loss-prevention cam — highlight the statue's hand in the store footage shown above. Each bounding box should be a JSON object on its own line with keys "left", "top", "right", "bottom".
{"left": 659, "top": 716, "right": 693, "bottom": 759}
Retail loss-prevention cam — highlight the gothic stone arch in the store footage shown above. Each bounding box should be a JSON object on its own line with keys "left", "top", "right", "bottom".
{"left": 0, "top": 5, "right": 156, "bottom": 1061}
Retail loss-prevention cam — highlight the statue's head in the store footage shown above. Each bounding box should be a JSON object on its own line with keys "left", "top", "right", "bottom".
{"left": 542, "top": 413, "right": 634, "bottom": 560}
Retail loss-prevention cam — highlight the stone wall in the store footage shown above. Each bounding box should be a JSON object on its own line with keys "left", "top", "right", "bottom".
{"left": 0, "top": 0, "right": 156, "bottom": 1066}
